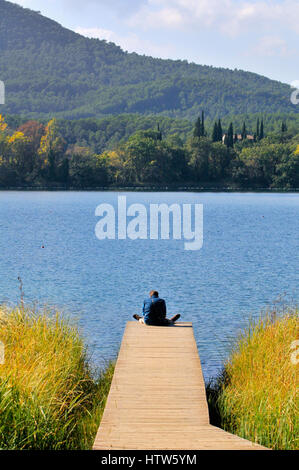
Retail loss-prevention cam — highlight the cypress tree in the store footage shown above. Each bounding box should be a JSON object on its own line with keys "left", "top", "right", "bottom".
{"left": 241, "top": 122, "right": 247, "bottom": 140}
{"left": 281, "top": 121, "right": 287, "bottom": 133}
{"left": 256, "top": 118, "right": 260, "bottom": 141}
{"left": 201, "top": 110, "right": 205, "bottom": 137}
{"left": 227, "top": 123, "right": 234, "bottom": 148}
{"left": 194, "top": 116, "right": 202, "bottom": 138}
{"left": 212, "top": 121, "right": 218, "bottom": 142}
{"left": 259, "top": 119, "right": 264, "bottom": 140}
{"left": 157, "top": 123, "right": 162, "bottom": 141}
{"left": 281, "top": 121, "right": 288, "bottom": 142}
{"left": 218, "top": 119, "right": 223, "bottom": 141}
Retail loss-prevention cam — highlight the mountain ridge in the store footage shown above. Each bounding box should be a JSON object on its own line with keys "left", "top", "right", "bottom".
{"left": 0, "top": 0, "right": 297, "bottom": 120}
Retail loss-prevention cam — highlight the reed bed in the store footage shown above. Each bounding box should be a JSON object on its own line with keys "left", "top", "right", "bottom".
{"left": 207, "top": 308, "right": 298, "bottom": 450}
{"left": 0, "top": 305, "right": 114, "bottom": 450}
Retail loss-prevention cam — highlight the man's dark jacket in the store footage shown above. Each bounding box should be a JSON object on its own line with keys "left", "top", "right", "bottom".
{"left": 143, "top": 296, "right": 167, "bottom": 325}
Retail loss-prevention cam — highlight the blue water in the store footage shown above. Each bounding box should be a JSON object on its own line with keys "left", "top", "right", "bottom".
{"left": 0, "top": 191, "right": 298, "bottom": 381}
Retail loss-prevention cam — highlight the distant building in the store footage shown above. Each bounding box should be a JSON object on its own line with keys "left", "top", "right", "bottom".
{"left": 222, "top": 134, "right": 254, "bottom": 144}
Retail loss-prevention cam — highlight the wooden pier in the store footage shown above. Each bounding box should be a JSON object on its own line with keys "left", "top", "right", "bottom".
{"left": 93, "top": 322, "right": 267, "bottom": 450}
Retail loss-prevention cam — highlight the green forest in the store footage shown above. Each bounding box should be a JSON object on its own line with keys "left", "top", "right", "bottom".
{"left": 0, "top": 0, "right": 298, "bottom": 121}
{"left": 0, "top": 112, "right": 298, "bottom": 190}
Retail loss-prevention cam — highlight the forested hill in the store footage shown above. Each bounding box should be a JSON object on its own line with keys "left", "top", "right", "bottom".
{"left": 0, "top": 0, "right": 297, "bottom": 121}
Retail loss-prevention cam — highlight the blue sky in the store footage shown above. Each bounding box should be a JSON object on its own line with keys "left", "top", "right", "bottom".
{"left": 13, "top": 0, "right": 298, "bottom": 84}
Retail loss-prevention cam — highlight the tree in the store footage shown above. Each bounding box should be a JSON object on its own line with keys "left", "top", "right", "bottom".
{"left": 259, "top": 119, "right": 264, "bottom": 140}
{"left": 0, "top": 114, "right": 8, "bottom": 133}
{"left": 157, "top": 123, "right": 162, "bottom": 141}
{"left": 0, "top": 114, "right": 9, "bottom": 162}
{"left": 123, "top": 131, "right": 187, "bottom": 184}
{"left": 188, "top": 137, "right": 211, "bottom": 180}
{"left": 281, "top": 121, "right": 288, "bottom": 133}
{"left": 256, "top": 118, "right": 260, "bottom": 141}
{"left": 208, "top": 142, "right": 232, "bottom": 180}
{"left": 201, "top": 110, "right": 205, "bottom": 137}
{"left": 280, "top": 121, "right": 288, "bottom": 143}
{"left": 18, "top": 120, "right": 45, "bottom": 152}
{"left": 213, "top": 119, "right": 223, "bottom": 142}
{"left": 273, "top": 149, "right": 299, "bottom": 189}
{"left": 124, "top": 133, "right": 160, "bottom": 183}
{"left": 238, "top": 142, "right": 290, "bottom": 187}
{"left": 218, "top": 119, "right": 223, "bottom": 141}
{"left": 7, "top": 131, "right": 33, "bottom": 175}
{"left": 193, "top": 111, "right": 206, "bottom": 139}
{"left": 241, "top": 122, "right": 247, "bottom": 140}
{"left": 226, "top": 123, "right": 234, "bottom": 148}
{"left": 68, "top": 147, "right": 108, "bottom": 188}
{"left": 38, "top": 119, "right": 67, "bottom": 182}
{"left": 102, "top": 149, "right": 127, "bottom": 184}
{"left": 193, "top": 116, "right": 202, "bottom": 138}
{"left": 212, "top": 121, "right": 219, "bottom": 142}
{"left": 0, "top": 116, "right": 35, "bottom": 185}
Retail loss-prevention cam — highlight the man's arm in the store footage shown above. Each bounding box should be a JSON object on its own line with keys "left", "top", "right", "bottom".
{"left": 162, "top": 299, "right": 167, "bottom": 319}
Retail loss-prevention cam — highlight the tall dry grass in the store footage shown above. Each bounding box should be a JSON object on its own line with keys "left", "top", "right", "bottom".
{"left": 207, "top": 309, "right": 298, "bottom": 450}
{"left": 0, "top": 305, "right": 114, "bottom": 450}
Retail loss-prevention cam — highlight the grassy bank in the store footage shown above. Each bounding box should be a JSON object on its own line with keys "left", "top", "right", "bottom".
{"left": 0, "top": 305, "right": 114, "bottom": 450}
{"left": 207, "top": 309, "right": 298, "bottom": 450}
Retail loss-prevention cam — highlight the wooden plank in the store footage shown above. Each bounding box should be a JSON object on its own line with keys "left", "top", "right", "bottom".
{"left": 93, "top": 321, "right": 267, "bottom": 450}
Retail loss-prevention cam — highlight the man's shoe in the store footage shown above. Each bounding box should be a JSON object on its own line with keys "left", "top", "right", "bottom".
{"left": 170, "top": 314, "right": 181, "bottom": 323}
{"left": 133, "top": 314, "right": 142, "bottom": 321}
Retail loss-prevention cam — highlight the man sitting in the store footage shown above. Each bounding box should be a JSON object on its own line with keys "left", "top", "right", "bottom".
{"left": 133, "top": 290, "right": 180, "bottom": 326}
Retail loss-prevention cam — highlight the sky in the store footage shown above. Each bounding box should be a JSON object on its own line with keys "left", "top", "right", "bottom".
{"left": 12, "top": 0, "right": 299, "bottom": 84}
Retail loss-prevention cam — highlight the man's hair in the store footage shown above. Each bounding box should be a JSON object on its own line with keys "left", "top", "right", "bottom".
{"left": 150, "top": 290, "right": 159, "bottom": 298}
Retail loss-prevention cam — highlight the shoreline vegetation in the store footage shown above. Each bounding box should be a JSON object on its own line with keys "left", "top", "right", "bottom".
{"left": 0, "top": 113, "right": 298, "bottom": 191}
{"left": 0, "top": 304, "right": 298, "bottom": 450}
{"left": 0, "top": 305, "right": 114, "bottom": 450}
{"left": 207, "top": 308, "right": 298, "bottom": 450}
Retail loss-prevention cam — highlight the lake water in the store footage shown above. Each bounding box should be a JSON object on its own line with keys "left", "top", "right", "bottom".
{"left": 0, "top": 191, "right": 298, "bottom": 381}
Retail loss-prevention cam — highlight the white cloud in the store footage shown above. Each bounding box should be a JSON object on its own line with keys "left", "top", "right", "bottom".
{"left": 75, "top": 27, "right": 176, "bottom": 59}
{"left": 253, "top": 36, "right": 294, "bottom": 57}
{"left": 129, "top": 0, "right": 299, "bottom": 37}
{"left": 15, "top": 0, "right": 299, "bottom": 39}
{"left": 14, "top": 0, "right": 148, "bottom": 15}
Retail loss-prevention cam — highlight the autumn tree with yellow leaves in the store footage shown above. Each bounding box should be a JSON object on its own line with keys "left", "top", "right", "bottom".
{"left": 0, "top": 115, "right": 41, "bottom": 183}
{"left": 0, "top": 114, "right": 9, "bottom": 166}
{"left": 38, "top": 119, "right": 67, "bottom": 181}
